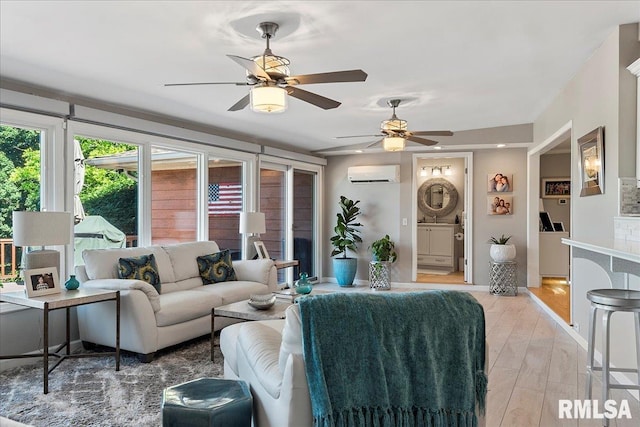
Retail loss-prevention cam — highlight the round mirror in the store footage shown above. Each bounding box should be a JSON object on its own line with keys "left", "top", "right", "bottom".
{"left": 417, "top": 178, "right": 459, "bottom": 217}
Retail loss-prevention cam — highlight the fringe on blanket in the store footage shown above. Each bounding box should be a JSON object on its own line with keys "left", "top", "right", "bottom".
{"left": 314, "top": 406, "right": 480, "bottom": 427}
{"left": 476, "top": 369, "right": 488, "bottom": 414}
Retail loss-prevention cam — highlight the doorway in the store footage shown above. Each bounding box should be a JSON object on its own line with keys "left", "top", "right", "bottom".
{"left": 526, "top": 122, "right": 572, "bottom": 323}
{"left": 412, "top": 152, "right": 473, "bottom": 284}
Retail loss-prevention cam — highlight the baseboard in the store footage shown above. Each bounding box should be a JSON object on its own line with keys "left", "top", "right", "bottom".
{"left": 0, "top": 339, "right": 83, "bottom": 371}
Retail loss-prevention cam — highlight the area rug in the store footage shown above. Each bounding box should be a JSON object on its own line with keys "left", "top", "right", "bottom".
{"left": 0, "top": 335, "right": 223, "bottom": 427}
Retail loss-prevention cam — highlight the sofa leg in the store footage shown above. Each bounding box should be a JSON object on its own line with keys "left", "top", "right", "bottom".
{"left": 137, "top": 352, "right": 155, "bottom": 363}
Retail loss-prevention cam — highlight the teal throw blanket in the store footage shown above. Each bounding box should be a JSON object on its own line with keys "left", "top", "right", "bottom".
{"left": 298, "top": 290, "right": 487, "bottom": 427}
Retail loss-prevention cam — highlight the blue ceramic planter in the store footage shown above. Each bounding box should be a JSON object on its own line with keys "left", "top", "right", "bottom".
{"left": 333, "top": 258, "right": 357, "bottom": 287}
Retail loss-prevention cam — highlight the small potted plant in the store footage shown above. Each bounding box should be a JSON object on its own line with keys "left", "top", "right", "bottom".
{"left": 488, "top": 234, "right": 516, "bottom": 262}
{"left": 330, "top": 196, "right": 362, "bottom": 287}
{"left": 369, "top": 235, "right": 397, "bottom": 290}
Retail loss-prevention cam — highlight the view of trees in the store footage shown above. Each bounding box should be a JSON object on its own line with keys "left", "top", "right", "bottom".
{"left": 0, "top": 125, "right": 138, "bottom": 239}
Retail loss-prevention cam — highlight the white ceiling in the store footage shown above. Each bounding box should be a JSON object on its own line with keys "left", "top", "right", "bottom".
{"left": 1, "top": 1, "right": 638, "bottom": 155}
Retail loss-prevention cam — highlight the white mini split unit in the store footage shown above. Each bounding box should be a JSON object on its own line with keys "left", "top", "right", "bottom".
{"left": 347, "top": 165, "right": 400, "bottom": 184}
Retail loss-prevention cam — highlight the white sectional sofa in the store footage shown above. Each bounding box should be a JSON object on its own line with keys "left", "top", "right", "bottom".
{"left": 76, "top": 240, "right": 277, "bottom": 361}
{"left": 220, "top": 305, "right": 312, "bottom": 427}
{"left": 221, "top": 301, "right": 487, "bottom": 427}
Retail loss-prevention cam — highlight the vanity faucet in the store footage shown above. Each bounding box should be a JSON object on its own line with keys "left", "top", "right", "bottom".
{"left": 432, "top": 215, "right": 437, "bottom": 224}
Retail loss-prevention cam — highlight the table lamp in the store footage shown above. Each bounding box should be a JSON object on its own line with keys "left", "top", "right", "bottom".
{"left": 12, "top": 211, "right": 72, "bottom": 272}
{"left": 239, "top": 212, "right": 266, "bottom": 259}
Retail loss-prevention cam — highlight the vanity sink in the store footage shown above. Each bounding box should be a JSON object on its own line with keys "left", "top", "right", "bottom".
{"left": 418, "top": 222, "right": 453, "bottom": 226}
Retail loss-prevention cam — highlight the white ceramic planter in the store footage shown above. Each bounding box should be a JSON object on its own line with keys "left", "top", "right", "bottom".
{"left": 490, "top": 244, "right": 516, "bottom": 262}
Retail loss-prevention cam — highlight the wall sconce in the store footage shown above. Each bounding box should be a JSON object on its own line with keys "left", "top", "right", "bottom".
{"left": 444, "top": 166, "right": 453, "bottom": 176}
{"left": 431, "top": 166, "right": 442, "bottom": 176}
{"left": 420, "top": 167, "right": 428, "bottom": 177}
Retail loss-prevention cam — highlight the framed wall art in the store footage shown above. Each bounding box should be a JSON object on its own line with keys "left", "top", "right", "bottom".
{"left": 577, "top": 126, "right": 604, "bottom": 196}
{"left": 542, "top": 177, "right": 571, "bottom": 198}
{"left": 487, "top": 173, "right": 513, "bottom": 193}
{"left": 487, "top": 195, "right": 513, "bottom": 215}
{"left": 25, "top": 267, "right": 61, "bottom": 297}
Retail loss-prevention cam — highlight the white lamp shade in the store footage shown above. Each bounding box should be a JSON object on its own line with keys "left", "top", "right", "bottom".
{"left": 239, "top": 212, "right": 266, "bottom": 234}
{"left": 383, "top": 137, "right": 405, "bottom": 152}
{"left": 12, "top": 211, "right": 72, "bottom": 246}
{"left": 250, "top": 86, "right": 287, "bottom": 113}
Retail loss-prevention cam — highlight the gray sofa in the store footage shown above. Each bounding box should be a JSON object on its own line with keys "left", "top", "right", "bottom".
{"left": 76, "top": 240, "right": 277, "bottom": 361}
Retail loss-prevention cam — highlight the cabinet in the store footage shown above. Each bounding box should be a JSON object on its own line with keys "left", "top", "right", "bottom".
{"left": 417, "top": 224, "right": 455, "bottom": 269}
{"left": 539, "top": 232, "right": 570, "bottom": 278}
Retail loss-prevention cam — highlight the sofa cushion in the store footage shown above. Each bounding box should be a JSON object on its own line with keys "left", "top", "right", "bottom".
{"left": 279, "top": 304, "right": 304, "bottom": 374}
{"left": 197, "top": 250, "right": 237, "bottom": 284}
{"left": 220, "top": 319, "right": 285, "bottom": 377}
{"left": 118, "top": 254, "right": 161, "bottom": 293}
{"left": 83, "top": 245, "right": 175, "bottom": 283}
{"left": 162, "top": 241, "right": 220, "bottom": 283}
{"left": 238, "top": 323, "right": 284, "bottom": 399}
{"left": 197, "top": 280, "right": 270, "bottom": 305}
{"left": 155, "top": 290, "right": 223, "bottom": 327}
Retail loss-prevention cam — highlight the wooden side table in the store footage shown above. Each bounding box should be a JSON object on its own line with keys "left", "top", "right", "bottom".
{"left": 489, "top": 261, "right": 518, "bottom": 296}
{"left": 0, "top": 288, "right": 120, "bottom": 393}
{"left": 274, "top": 259, "right": 299, "bottom": 287}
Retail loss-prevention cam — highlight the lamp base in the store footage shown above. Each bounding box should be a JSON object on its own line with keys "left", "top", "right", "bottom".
{"left": 24, "top": 249, "right": 60, "bottom": 272}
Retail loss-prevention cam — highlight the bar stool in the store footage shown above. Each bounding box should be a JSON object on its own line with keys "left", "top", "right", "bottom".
{"left": 586, "top": 289, "right": 640, "bottom": 415}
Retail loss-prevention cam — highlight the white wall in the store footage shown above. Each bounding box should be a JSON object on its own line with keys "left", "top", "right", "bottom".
{"left": 531, "top": 24, "right": 640, "bottom": 379}
{"left": 324, "top": 131, "right": 531, "bottom": 285}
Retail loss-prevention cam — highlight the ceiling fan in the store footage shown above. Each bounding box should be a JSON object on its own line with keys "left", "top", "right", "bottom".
{"left": 165, "top": 22, "right": 368, "bottom": 113}
{"left": 335, "top": 99, "right": 454, "bottom": 151}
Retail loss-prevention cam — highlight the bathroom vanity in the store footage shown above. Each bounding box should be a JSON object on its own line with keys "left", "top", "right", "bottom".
{"left": 417, "top": 224, "right": 455, "bottom": 270}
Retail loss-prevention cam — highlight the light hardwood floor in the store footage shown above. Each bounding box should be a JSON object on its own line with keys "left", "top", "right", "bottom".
{"left": 471, "top": 291, "right": 640, "bottom": 426}
{"left": 528, "top": 278, "right": 571, "bottom": 324}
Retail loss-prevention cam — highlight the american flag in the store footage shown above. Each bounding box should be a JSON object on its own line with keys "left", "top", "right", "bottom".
{"left": 208, "top": 183, "right": 242, "bottom": 215}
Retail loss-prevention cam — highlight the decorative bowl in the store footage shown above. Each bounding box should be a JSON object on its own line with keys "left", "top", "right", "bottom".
{"left": 248, "top": 293, "right": 276, "bottom": 310}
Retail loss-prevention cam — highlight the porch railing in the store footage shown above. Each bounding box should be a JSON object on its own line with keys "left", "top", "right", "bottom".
{"left": 0, "top": 238, "right": 18, "bottom": 280}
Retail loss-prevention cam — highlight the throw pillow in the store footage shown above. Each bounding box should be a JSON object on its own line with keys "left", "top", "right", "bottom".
{"left": 118, "top": 254, "right": 161, "bottom": 293}
{"left": 197, "top": 249, "right": 237, "bottom": 285}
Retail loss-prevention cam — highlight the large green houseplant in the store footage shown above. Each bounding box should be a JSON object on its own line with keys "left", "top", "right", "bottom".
{"left": 330, "top": 195, "right": 362, "bottom": 286}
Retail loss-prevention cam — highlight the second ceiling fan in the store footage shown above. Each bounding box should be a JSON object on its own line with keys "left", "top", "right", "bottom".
{"left": 336, "top": 99, "right": 454, "bottom": 151}
{"left": 165, "top": 22, "right": 368, "bottom": 113}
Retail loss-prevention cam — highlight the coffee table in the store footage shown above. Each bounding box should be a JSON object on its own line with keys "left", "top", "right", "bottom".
{"left": 211, "top": 298, "right": 292, "bottom": 361}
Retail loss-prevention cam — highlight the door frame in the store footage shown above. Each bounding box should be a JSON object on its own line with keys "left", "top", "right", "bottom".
{"left": 526, "top": 120, "right": 572, "bottom": 288}
{"left": 412, "top": 152, "right": 474, "bottom": 283}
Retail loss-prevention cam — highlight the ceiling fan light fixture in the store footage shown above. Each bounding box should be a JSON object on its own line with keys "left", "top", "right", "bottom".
{"left": 250, "top": 86, "right": 287, "bottom": 113}
{"left": 252, "top": 54, "right": 290, "bottom": 78}
{"left": 381, "top": 118, "right": 407, "bottom": 132}
{"left": 383, "top": 137, "right": 405, "bottom": 152}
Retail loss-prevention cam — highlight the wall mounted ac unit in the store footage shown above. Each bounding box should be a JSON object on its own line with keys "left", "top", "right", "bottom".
{"left": 348, "top": 165, "right": 400, "bottom": 184}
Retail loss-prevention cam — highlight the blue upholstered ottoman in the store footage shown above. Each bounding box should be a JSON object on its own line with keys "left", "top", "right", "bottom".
{"left": 162, "top": 378, "right": 252, "bottom": 427}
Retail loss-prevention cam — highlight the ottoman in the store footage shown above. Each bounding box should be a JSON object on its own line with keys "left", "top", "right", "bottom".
{"left": 162, "top": 377, "right": 252, "bottom": 427}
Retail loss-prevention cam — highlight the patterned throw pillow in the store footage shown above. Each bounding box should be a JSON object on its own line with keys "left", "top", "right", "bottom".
{"left": 197, "top": 249, "right": 237, "bottom": 285}
{"left": 118, "top": 254, "right": 161, "bottom": 293}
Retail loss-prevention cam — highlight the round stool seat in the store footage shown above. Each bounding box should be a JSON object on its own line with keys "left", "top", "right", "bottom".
{"left": 586, "top": 289, "right": 640, "bottom": 309}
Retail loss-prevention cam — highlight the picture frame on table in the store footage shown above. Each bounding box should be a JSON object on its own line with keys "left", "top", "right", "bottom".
{"left": 542, "top": 177, "right": 571, "bottom": 198}
{"left": 254, "top": 241, "right": 270, "bottom": 260}
{"left": 577, "top": 126, "right": 604, "bottom": 196}
{"left": 24, "top": 267, "right": 61, "bottom": 297}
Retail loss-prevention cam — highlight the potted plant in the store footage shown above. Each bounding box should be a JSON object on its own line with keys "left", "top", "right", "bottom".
{"left": 488, "top": 234, "right": 516, "bottom": 262}
{"left": 330, "top": 195, "right": 362, "bottom": 286}
{"left": 369, "top": 235, "right": 397, "bottom": 290}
